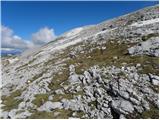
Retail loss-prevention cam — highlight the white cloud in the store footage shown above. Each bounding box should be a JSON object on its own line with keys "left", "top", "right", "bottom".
{"left": 1, "top": 25, "right": 32, "bottom": 50}
{"left": 1, "top": 26, "right": 56, "bottom": 50}
{"left": 32, "top": 27, "right": 56, "bottom": 45}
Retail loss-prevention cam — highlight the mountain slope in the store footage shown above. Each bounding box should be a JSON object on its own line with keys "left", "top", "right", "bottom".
{"left": 0, "top": 5, "right": 159, "bottom": 119}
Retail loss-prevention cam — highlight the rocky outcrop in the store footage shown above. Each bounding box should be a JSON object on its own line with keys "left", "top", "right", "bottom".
{"left": 24, "top": 64, "right": 158, "bottom": 119}
{"left": 57, "top": 65, "right": 158, "bottom": 119}
{"left": 128, "top": 37, "right": 159, "bottom": 57}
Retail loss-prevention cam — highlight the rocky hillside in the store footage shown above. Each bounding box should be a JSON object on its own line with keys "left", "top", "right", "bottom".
{"left": 0, "top": 5, "right": 159, "bottom": 119}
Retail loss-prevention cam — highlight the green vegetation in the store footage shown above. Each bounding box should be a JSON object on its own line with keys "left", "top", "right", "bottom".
{"left": 43, "top": 58, "right": 57, "bottom": 66}
{"left": 52, "top": 94, "right": 72, "bottom": 102}
{"left": 140, "top": 107, "right": 159, "bottom": 119}
{"left": 141, "top": 33, "right": 158, "bottom": 41}
{"left": 150, "top": 85, "right": 159, "bottom": 93}
{"left": 46, "top": 36, "right": 65, "bottom": 45}
{"left": 76, "top": 110, "right": 85, "bottom": 118}
{"left": 32, "top": 94, "right": 49, "bottom": 107}
{"left": 137, "top": 105, "right": 159, "bottom": 119}
{"left": 138, "top": 56, "right": 159, "bottom": 75}
{"left": 117, "top": 71, "right": 126, "bottom": 77}
{"left": 1, "top": 90, "right": 22, "bottom": 111}
{"left": 88, "top": 100, "right": 97, "bottom": 107}
{"left": 29, "top": 109, "right": 73, "bottom": 119}
{"left": 16, "top": 110, "right": 25, "bottom": 114}
{"left": 52, "top": 91, "right": 83, "bottom": 102}
{"left": 66, "top": 41, "right": 130, "bottom": 74}
{"left": 29, "top": 72, "right": 44, "bottom": 82}
{"left": 15, "top": 58, "right": 37, "bottom": 71}
{"left": 48, "top": 68, "right": 69, "bottom": 91}
{"left": 29, "top": 111, "right": 54, "bottom": 119}
{"left": 52, "top": 109, "right": 73, "bottom": 119}
{"left": 29, "top": 89, "right": 83, "bottom": 118}
{"left": 65, "top": 40, "right": 158, "bottom": 76}
{"left": 15, "top": 63, "right": 28, "bottom": 71}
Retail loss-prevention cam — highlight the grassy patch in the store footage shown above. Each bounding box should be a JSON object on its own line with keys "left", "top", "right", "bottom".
{"left": 76, "top": 110, "right": 85, "bottom": 118}
{"left": 141, "top": 33, "right": 158, "bottom": 41}
{"left": 15, "top": 63, "right": 28, "bottom": 71}
{"left": 138, "top": 105, "right": 159, "bottom": 119}
{"left": 52, "top": 91, "right": 83, "bottom": 102}
{"left": 53, "top": 109, "right": 73, "bottom": 119}
{"left": 117, "top": 71, "right": 126, "bottom": 77}
{"left": 32, "top": 94, "right": 49, "bottom": 107}
{"left": 16, "top": 58, "right": 37, "bottom": 71}
{"left": 16, "top": 110, "right": 25, "bottom": 114}
{"left": 29, "top": 111, "right": 54, "bottom": 119}
{"left": 29, "top": 109, "right": 73, "bottom": 119}
{"left": 137, "top": 56, "right": 159, "bottom": 75}
{"left": 48, "top": 68, "right": 69, "bottom": 91}
{"left": 30, "top": 72, "right": 44, "bottom": 82}
{"left": 66, "top": 39, "right": 158, "bottom": 76}
{"left": 1, "top": 90, "right": 22, "bottom": 111}
{"left": 88, "top": 100, "right": 97, "bottom": 107}
{"left": 150, "top": 85, "right": 159, "bottom": 93}
{"left": 52, "top": 94, "right": 73, "bottom": 102}
{"left": 66, "top": 41, "right": 131, "bottom": 72}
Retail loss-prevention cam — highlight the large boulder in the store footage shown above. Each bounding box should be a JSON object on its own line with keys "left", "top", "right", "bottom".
{"left": 111, "top": 99, "right": 134, "bottom": 114}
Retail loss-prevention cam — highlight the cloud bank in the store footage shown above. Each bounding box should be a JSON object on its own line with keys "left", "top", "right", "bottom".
{"left": 1, "top": 25, "right": 56, "bottom": 51}
{"left": 1, "top": 25, "right": 32, "bottom": 50}
{"left": 32, "top": 27, "right": 56, "bottom": 45}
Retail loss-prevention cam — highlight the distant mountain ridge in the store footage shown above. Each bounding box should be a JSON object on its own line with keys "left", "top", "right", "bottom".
{"left": 1, "top": 49, "right": 22, "bottom": 56}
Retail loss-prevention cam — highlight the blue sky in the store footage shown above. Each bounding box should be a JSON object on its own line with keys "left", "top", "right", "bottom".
{"left": 1, "top": 1, "right": 158, "bottom": 50}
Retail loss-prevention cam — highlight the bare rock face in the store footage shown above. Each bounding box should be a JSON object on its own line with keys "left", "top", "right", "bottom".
{"left": 128, "top": 37, "right": 159, "bottom": 56}
{"left": 1, "top": 5, "right": 159, "bottom": 119}
{"left": 37, "top": 101, "right": 63, "bottom": 112}
{"left": 111, "top": 99, "right": 134, "bottom": 114}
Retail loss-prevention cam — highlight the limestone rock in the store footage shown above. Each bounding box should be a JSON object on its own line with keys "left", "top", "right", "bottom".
{"left": 38, "top": 101, "right": 63, "bottom": 111}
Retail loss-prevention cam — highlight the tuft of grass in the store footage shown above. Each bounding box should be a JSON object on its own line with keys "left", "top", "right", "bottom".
{"left": 16, "top": 110, "right": 25, "bottom": 114}
{"left": 52, "top": 94, "right": 72, "bottom": 102}
{"left": 52, "top": 91, "right": 83, "bottom": 102}
{"left": 141, "top": 33, "right": 158, "bottom": 41}
{"left": 15, "top": 63, "right": 28, "bottom": 71}
{"left": 30, "top": 72, "right": 44, "bottom": 82}
{"left": 16, "top": 58, "right": 37, "bottom": 71}
{"left": 48, "top": 68, "right": 69, "bottom": 91}
{"left": 150, "top": 85, "right": 159, "bottom": 93}
{"left": 52, "top": 109, "right": 73, "bottom": 119}
{"left": 117, "top": 71, "right": 126, "bottom": 77}
{"left": 137, "top": 56, "right": 159, "bottom": 75}
{"left": 88, "top": 100, "right": 97, "bottom": 107}
{"left": 139, "top": 105, "right": 159, "bottom": 119}
{"left": 76, "top": 110, "right": 85, "bottom": 118}
{"left": 32, "top": 94, "right": 49, "bottom": 107}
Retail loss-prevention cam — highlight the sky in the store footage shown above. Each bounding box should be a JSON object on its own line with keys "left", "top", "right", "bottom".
{"left": 1, "top": 1, "right": 158, "bottom": 50}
